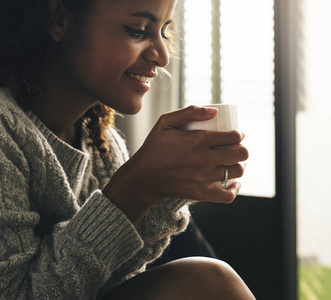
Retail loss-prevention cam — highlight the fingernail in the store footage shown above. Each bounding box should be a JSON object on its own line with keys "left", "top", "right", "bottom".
{"left": 237, "top": 181, "right": 242, "bottom": 190}
{"left": 205, "top": 107, "right": 218, "bottom": 115}
{"left": 237, "top": 130, "right": 245, "bottom": 140}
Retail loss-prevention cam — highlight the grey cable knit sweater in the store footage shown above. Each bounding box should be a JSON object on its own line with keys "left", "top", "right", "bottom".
{"left": 0, "top": 88, "right": 190, "bottom": 299}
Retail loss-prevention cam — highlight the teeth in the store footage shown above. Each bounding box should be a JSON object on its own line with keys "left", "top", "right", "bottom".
{"left": 129, "top": 73, "right": 149, "bottom": 83}
{"left": 139, "top": 75, "right": 148, "bottom": 83}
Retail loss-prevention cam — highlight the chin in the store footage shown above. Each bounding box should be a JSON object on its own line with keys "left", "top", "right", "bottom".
{"left": 116, "top": 99, "right": 144, "bottom": 115}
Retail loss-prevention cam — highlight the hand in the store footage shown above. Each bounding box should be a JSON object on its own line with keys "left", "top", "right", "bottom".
{"left": 103, "top": 106, "right": 249, "bottom": 224}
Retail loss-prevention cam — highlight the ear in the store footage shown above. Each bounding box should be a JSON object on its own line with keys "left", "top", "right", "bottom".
{"left": 47, "top": 0, "right": 70, "bottom": 42}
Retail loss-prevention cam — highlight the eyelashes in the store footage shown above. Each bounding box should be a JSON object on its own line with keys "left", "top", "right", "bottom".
{"left": 124, "top": 26, "right": 145, "bottom": 38}
{"left": 124, "top": 26, "right": 169, "bottom": 40}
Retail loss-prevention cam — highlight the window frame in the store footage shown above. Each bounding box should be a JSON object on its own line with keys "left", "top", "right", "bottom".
{"left": 274, "top": 0, "right": 298, "bottom": 298}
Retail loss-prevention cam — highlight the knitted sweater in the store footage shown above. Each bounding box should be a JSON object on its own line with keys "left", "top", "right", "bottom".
{"left": 0, "top": 89, "right": 190, "bottom": 300}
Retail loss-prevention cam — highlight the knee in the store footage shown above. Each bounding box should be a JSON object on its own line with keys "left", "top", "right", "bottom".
{"left": 167, "top": 257, "right": 256, "bottom": 300}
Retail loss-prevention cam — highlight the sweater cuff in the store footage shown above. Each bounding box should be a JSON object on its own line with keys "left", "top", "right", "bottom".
{"left": 165, "top": 198, "right": 192, "bottom": 212}
{"left": 66, "top": 190, "right": 143, "bottom": 269}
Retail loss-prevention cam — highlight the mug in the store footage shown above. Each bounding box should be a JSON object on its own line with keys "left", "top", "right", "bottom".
{"left": 184, "top": 103, "right": 239, "bottom": 189}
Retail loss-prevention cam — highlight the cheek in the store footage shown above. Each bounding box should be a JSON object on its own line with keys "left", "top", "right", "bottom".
{"left": 65, "top": 40, "right": 118, "bottom": 86}
{"left": 77, "top": 40, "right": 134, "bottom": 80}
{"left": 61, "top": 23, "right": 143, "bottom": 96}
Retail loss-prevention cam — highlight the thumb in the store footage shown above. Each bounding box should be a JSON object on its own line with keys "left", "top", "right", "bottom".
{"left": 158, "top": 105, "right": 218, "bottom": 129}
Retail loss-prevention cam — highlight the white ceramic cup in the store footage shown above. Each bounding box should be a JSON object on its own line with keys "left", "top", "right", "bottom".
{"left": 184, "top": 103, "right": 239, "bottom": 189}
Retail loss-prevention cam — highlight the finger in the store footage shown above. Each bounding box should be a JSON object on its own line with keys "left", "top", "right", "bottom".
{"left": 213, "top": 144, "right": 249, "bottom": 165}
{"left": 204, "top": 181, "right": 241, "bottom": 204}
{"left": 209, "top": 130, "right": 245, "bottom": 147}
{"left": 211, "top": 163, "right": 246, "bottom": 182}
{"left": 188, "top": 143, "right": 248, "bottom": 175}
{"left": 156, "top": 105, "right": 218, "bottom": 130}
{"left": 220, "top": 181, "right": 242, "bottom": 204}
{"left": 186, "top": 129, "right": 244, "bottom": 148}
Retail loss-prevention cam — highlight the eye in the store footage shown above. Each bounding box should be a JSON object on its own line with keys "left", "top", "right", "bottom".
{"left": 124, "top": 26, "right": 145, "bottom": 38}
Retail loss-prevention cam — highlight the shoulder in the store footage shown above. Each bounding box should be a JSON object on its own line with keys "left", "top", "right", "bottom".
{"left": 0, "top": 89, "right": 34, "bottom": 133}
{"left": 0, "top": 89, "right": 48, "bottom": 163}
{"left": 0, "top": 89, "right": 22, "bottom": 126}
{"left": 0, "top": 89, "right": 28, "bottom": 143}
{"left": 0, "top": 89, "right": 32, "bottom": 177}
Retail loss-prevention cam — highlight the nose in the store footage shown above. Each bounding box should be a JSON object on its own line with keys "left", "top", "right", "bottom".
{"left": 143, "top": 35, "right": 170, "bottom": 68}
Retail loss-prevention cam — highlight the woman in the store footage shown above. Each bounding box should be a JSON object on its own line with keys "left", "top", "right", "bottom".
{"left": 0, "top": 0, "right": 254, "bottom": 299}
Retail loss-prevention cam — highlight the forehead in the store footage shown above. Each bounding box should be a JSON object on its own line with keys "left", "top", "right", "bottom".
{"left": 95, "top": 0, "right": 178, "bottom": 21}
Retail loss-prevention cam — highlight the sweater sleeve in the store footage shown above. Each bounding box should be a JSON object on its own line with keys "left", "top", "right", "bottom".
{"left": 0, "top": 126, "right": 144, "bottom": 299}
{"left": 95, "top": 129, "right": 192, "bottom": 291}
{"left": 95, "top": 198, "right": 192, "bottom": 299}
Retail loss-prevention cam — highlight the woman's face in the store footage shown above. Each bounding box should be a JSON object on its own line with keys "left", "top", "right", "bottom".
{"left": 58, "top": 0, "right": 177, "bottom": 114}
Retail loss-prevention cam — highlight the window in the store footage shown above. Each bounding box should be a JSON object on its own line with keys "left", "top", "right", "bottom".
{"left": 181, "top": 0, "right": 331, "bottom": 298}
{"left": 182, "top": 0, "right": 275, "bottom": 197}
{"left": 296, "top": 1, "right": 331, "bottom": 298}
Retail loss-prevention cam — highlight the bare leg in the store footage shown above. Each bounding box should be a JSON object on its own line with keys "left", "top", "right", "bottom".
{"left": 105, "top": 257, "right": 256, "bottom": 300}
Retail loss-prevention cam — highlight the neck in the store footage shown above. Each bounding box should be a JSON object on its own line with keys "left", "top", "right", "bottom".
{"left": 31, "top": 80, "right": 96, "bottom": 147}
{"left": 31, "top": 52, "right": 99, "bottom": 146}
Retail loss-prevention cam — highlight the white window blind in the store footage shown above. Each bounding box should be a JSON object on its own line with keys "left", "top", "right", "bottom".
{"left": 183, "top": 0, "right": 213, "bottom": 105}
{"left": 182, "top": 0, "right": 275, "bottom": 197}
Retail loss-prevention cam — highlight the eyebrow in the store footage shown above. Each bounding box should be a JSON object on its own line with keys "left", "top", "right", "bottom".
{"left": 130, "top": 11, "right": 173, "bottom": 25}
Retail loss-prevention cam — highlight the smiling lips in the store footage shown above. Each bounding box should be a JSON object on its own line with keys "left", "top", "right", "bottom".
{"left": 128, "top": 73, "right": 150, "bottom": 84}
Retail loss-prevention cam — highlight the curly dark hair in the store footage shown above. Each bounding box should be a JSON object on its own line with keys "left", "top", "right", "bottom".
{"left": 0, "top": 0, "right": 114, "bottom": 159}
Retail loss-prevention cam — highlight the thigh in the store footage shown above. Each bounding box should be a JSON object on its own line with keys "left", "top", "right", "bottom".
{"left": 104, "top": 257, "right": 255, "bottom": 300}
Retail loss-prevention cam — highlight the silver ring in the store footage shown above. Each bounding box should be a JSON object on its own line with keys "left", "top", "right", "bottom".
{"left": 222, "top": 166, "right": 229, "bottom": 186}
